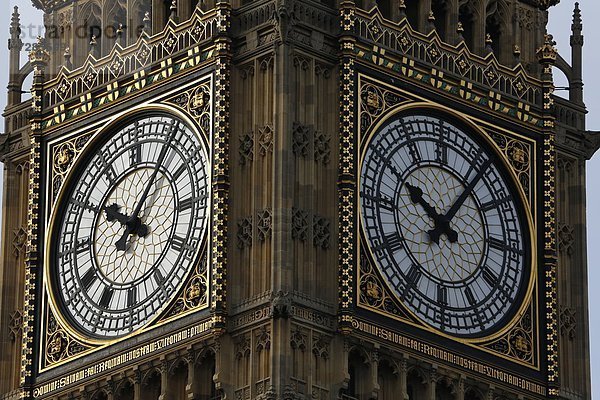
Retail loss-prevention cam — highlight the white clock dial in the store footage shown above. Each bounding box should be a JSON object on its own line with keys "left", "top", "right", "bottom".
{"left": 360, "top": 113, "right": 528, "bottom": 337}
{"left": 51, "top": 114, "right": 210, "bottom": 339}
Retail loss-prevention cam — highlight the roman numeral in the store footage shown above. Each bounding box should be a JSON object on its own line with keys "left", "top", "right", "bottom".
{"left": 482, "top": 267, "right": 499, "bottom": 288}
{"left": 129, "top": 145, "right": 142, "bottom": 166}
{"left": 435, "top": 141, "right": 448, "bottom": 164}
{"left": 99, "top": 287, "right": 114, "bottom": 309}
{"left": 437, "top": 285, "right": 448, "bottom": 306}
{"left": 127, "top": 287, "right": 137, "bottom": 308}
{"left": 172, "top": 163, "right": 187, "bottom": 180}
{"left": 385, "top": 232, "right": 403, "bottom": 253}
{"left": 81, "top": 268, "right": 97, "bottom": 291}
{"left": 171, "top": 235, "right": 186, "bottom": 252}
{"left": 480, "top": 196, "right": 512, "bottom": 212}
{"left": 178, "top": 197, "right": 194, "bottom": 212}
{"left": 464, "top": 287, "right": 477, "bottom": 306}
{"left": 407, "top": 141, "right": 422, "bottom": 164}
{"left": 406, "top": 264, "right": 422, "bottom": 286}
{"left": 488, "top": 237, "right": 506, "bottom": 251}
{"left": 99, "top": 154, "right": 118, "bottom": 185}
{"left": 154, "top": 270, "right": 165, "bottom": 286}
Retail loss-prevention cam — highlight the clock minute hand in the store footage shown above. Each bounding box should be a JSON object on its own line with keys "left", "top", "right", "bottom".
{"left": 444, "top": 158, "right": 492, "bottom": 222}
{"left": 426, "top": 158, "right": 493, "bottom": 245}
{"left": 115, "top": 121, "right": 179, "bottom": 251}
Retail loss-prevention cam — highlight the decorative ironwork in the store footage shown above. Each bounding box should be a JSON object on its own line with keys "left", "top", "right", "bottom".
{"left": 484, "top": 301, "right": 536, "bottom": 365}
{"left": 163, "top": 255, "right": 209, "bottom": 319}
{"left": 50, "top": 133, "right": 93, "bottom": 205}
{"left": 44, "top": 308, "right": 93, "bottom": 368}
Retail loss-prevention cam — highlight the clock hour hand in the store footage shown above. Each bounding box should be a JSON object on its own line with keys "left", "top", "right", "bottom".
{"left": 114, "top": 121, "right": 179, "bottom": 251}
{"left": 405, "top": 183, "right": 458, "bottom": 244}
{"left": 427, "top": 158, "right": 492, "bottom": 244}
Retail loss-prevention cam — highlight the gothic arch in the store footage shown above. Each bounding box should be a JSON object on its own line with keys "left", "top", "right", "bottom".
{"left": 78, "top": 0, "right": 102, "bottom": 59}
{"left": 485, "top": 0, "right": 511, "bottom": 60}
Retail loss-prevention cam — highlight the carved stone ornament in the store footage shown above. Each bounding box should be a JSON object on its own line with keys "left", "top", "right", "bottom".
{"left": 314, "top": 131, "right": 331, "bottom": 165}
{"left": 271, "top": 290, "right": 291, "bottom": 319}
{"left": 312, "top": 334, "right": 330, "bottom": 359}
{"left": 292, "top": 122, "right": 312, "bottom": 158}
{"left": 560, "top": 305, "right": 576, "bottom": 340}
{"left": 290, "top": 327, "right": 307, "bottom": 351}
{"left": 257, "top": 208, "right": 273, "bottom": 241}
{"left": 239, "top": 131, "right": 254, "bottom": 165}
{"left": 237, "top": 216, "right": 253, "bottom": 249}
{"left": 11, "top": 226, "right": 27, "bottom": 257}
{"left": 558, "top": 223, "right": 575, "bottom": 256}
{"left": 258, "top": 124, "right": 274, "bottom": 156}
{"left": 255, "top": 326, "right": 271, "bottom": 353}
{"left": 235, "top": 334, "right": 251, "bottom": 359}
{"left": 8, "top": 309, "right": 22, "bottom": 341}
{"left": 292, "top": 207, "right": 310, "bottom": 241}
{"left": 313, "top": 215, "right": 331, "bottom": 249}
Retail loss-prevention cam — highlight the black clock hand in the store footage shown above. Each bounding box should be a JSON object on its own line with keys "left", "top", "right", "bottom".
{"left": 115, "top": 121, "right": 179, "bottom": 251}
{"left": 427, "top": 158, "right": 492, "bottom": 244}
{"left": 405, "top": 183, "right": 458, "bottom": 244}
{"left": 444, "top": 158, "right": 492, "bottom": 222}
{"left": 104, "top": 203, "right": 129, "bottom": 224}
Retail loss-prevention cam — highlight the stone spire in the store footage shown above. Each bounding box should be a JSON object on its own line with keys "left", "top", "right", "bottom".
{"left": 570, "top": 2, "right": 584, "bottom": 104}
{"left": 8, "top": 6, "right": 23, "bottom": 106}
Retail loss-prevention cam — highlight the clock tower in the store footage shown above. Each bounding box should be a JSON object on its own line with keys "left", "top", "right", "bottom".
{"left": 0, "top": 0, "right": 597, "bottom": 399}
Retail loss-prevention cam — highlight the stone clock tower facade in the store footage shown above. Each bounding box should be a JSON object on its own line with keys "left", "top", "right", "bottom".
{"left": 0, "top": 0, "right": 597, "bottom": 399}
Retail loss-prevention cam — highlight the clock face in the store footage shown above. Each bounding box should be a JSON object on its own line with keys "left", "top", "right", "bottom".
{"left": 51, "top": 114, "right": 210, "bottom": 339}
{"left": 360, "top": 113, "right": 529, "bottom": 337}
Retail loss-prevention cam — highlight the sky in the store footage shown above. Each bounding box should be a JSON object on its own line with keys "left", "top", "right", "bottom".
{"left": 0, "top": 0, "right": 599, "bottom": 396}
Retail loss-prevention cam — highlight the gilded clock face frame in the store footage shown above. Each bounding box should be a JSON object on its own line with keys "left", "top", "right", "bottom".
{"left": 47, "top": 111, "right": 210, "bottom": 340}
{"left": 359, "top": 108, "right": 532, "bottom": 339}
